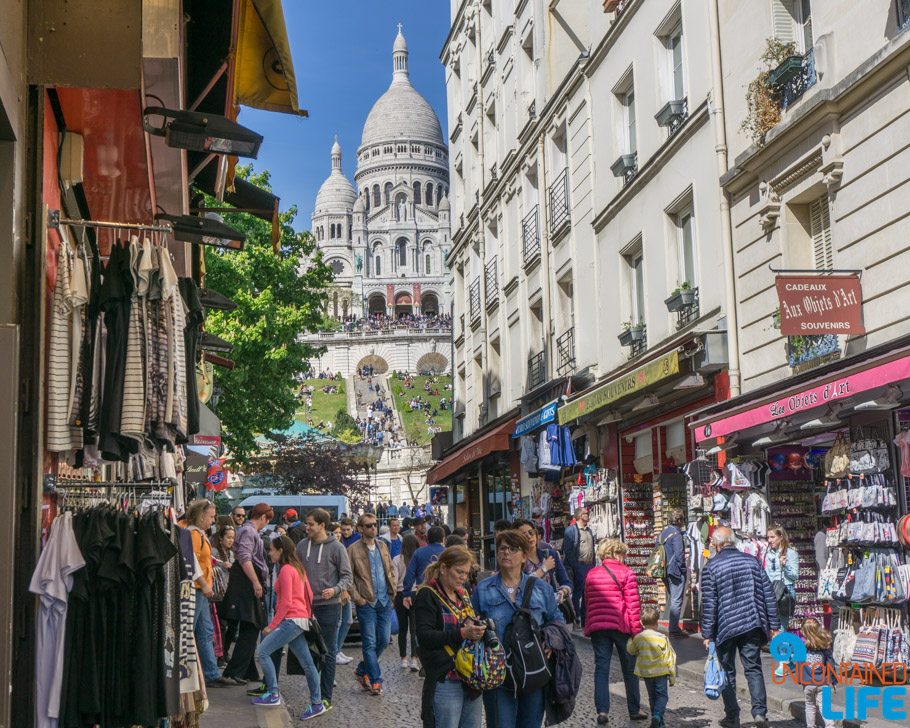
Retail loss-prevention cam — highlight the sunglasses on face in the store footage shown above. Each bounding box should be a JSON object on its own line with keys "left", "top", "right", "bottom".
{"left": 233, "top": 513, "right": 245, "bottom": 519}
{"left": 362, "top": 523, "right": 377, "bottom": 529}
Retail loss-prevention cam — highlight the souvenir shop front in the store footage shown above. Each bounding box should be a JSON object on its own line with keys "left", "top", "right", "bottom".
{"left": 555, "top": 342, "right": 730, "bottom": 627}
{"left": 427, "top": 412, "right": 519, "bottom": 568}
{"left": 691, "top": 340, "right": 910, "bottom": 672}
{"left": 16, "top": 3, "right": 306, "bottom": 727}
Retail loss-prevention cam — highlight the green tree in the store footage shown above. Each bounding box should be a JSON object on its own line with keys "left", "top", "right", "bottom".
{"left": 334, "top": 406, "right": 360, "bottom": 440}
{"left": 204, "top": 166, "right": 333, "bottom": 463}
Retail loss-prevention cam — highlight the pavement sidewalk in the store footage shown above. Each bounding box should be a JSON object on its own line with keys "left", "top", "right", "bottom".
{"left": 576, "top": 629, "right": 893, "bottom": 728}
{"left": 199, "top": 683, "right": 292, "bottom": 728}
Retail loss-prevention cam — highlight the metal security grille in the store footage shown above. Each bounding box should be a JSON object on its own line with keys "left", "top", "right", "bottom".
{"left": 485, "top": 257, "right": 498, "bottom": 307}
{"left": 556, "top": 327, "right": 576, "bottom": 376}
{"left": 469, "top": 279, "right": 481, "bottom": 324}
{"left": 522, "top": 205, "right": 540, "bottom": 266}
{"left": 528, "top": 351, "right": 546, "bottom": 390}
{"left": 549, "top": 168, "right": 570, "bottom": 234}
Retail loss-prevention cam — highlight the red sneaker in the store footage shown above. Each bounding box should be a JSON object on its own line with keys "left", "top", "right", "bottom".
{"left": 370, "top": 683, "right": 383, "bottom": 696}
{"left": 355, "top": 673, "right": 371, "bottom": 691}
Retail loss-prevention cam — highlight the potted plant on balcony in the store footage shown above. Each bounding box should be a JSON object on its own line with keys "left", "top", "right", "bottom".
{"left": 655, "top": 99, "right": 687, "bottom": 128}
{"left": 630, "top": 320, "right": 645, "bottom": 341}
{"left": 617, "top": 320, "right": 634, "bottom": 346}
{"left": 664, "top": 282, "right": 696, "bottom": 312}
{"left": 770, "top": 53, "right": 804, "bottom": 86}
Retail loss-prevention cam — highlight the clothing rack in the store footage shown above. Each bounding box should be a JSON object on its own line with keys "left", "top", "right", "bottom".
{"left": 47, "top": 209, "right": 173, "bottom": 234}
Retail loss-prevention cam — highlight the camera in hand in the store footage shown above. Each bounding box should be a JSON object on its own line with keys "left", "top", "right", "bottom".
{"left": 463, "top": 616, "right": 499, "bottom": 648}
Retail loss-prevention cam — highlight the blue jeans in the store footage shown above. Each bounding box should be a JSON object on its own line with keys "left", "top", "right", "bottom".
{"left": 644, "top": 676, "right": 669, "bottom": 722}
{"left": 194, "top": 589, "right": 221, "bottom": 681}
{"left": 355, "top": 601, "right": 393, "bottom": 684}
{"left": 336, "top": 600, "right": 353, "bottom": 653}
{"left": 256, "top": 619, "right": 321, "bottom": 702}
{"left": 591, "top": 629, "right": 641, "bottom": 716}
{"left": 312, "top": 602, "right": 341, "bottom": 703}
{"left": 662, "top": 575, "right": 686, "bottom": 633}
{"left": 715, "top": 628, "right": 768, "bottom": 720}
{"left": 495, "top": 684, "right": 544, "bottom": 728}
{"left": 433, "top": 680, "right": 483, "bottom": 728}
{"left": 571, "top": 563, "right": 595, "bottom": 625}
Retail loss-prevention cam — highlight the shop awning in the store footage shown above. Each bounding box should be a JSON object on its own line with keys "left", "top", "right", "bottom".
{"left": 513, "top": 400, "right": 558, "bottom": 438}
{"left": 691, "top": 346, "right": 910, "bottom": 443}
{"left": 557, "top": 350, "right": 680, "bottom": 425}
{"left": 427, "top": 416, "right": 518, "bottom": 485}
{"left": 234, "top": 0, "right": 307, "bottom": 116}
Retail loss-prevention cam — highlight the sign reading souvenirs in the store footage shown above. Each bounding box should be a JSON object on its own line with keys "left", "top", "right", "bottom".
{"left": 775, "top": 275, "right": 865, "bottom": 336}
{"left": 557, "top": 351, "right": 679, "bottom": 424}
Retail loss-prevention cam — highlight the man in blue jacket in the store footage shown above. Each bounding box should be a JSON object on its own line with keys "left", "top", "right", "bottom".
{"left": 700, "top": 527, "right": 780, "bottom": 728}
{"left": 401, "top": 526, "right": 446, "bottom": 605}
{"left": 562, "top": 507, "right": 596, "bottom": 628}
{"left": 659, "top": 508, "right": 689, "bottom": 637}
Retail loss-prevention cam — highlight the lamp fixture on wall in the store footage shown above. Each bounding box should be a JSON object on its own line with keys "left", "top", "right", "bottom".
{"left": 144, "top": 107, "right": 263, "bottom": 158}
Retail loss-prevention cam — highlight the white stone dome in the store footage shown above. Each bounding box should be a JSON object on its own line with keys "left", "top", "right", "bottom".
{"left": 360, "top": 28, "right": 444, "bottom": 149}
{"left": 314, "top": 136, "right": 356, "bottom": 213}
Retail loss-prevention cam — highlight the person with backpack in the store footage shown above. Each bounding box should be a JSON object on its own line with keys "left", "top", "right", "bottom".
{"left": 414, "top": 546, "right": 487, "bottom": 728}
{"left": 584, "top": 538, "right": 649, "bottom": 725}
{"left": 655, "top": 508, "right": 689, "bottom": 638}
{"left": 472, "top": 529, "right": 563, "bottom": 728}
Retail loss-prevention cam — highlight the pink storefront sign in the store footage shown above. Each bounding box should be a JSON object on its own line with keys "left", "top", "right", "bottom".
{"left": 695, "top": 354, "right": 910, "bottom": 442}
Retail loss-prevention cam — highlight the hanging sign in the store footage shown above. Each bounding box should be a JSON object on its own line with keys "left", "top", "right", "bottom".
{"left": 513, "top": 400, "right": 558, "bottom": 438}
{"left": 775, "top": 275, "right": 864, "bottom": 336}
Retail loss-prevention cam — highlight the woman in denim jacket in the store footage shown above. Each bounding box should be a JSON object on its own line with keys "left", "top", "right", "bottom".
{"left": 764, "top": 525, "right": 799, "bottom": 677}
{"left": 472, "top": 530, "right": 563, "bottom": 728}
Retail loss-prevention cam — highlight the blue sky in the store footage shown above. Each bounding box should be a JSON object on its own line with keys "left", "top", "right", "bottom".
{"left": 240, "top": 1, "right": 451, "bottom": 232}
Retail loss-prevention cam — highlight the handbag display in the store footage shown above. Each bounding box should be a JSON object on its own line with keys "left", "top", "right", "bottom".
{"left": 832, "top": 608, "right": 858, "bottom": 666}
{"left": 825, "top": 432, "right": 851, "bottom": 478}
{"left": 817, "top": 553, "right": 842, "bottom": 602}
{"left": 848, "top": 428, "right": 890, "bottom": 474}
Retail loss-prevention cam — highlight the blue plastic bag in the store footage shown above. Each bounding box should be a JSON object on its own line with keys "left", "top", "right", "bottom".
{"left": 390, "top": 607, "right": 399, "bottom": 635}
{"left": 704, "top": 642, "right": 728, "bottom": 700}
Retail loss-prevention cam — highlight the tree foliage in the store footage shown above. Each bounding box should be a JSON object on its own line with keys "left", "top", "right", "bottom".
{"left": 259, "top": 435, "right": 373, "bottom": 503}
{"left": 334, "top": 406, "right": 360, "bottom": 441}
{"left": 203, "top": 166, "right": 333, "bottom": 463}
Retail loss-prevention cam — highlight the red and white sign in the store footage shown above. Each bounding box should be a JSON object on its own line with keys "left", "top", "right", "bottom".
{"left": 695, "top": 354, "right": 910, "bottom": 442}
{"left": 775, "top": 275, "right": 864, "bottom": 336}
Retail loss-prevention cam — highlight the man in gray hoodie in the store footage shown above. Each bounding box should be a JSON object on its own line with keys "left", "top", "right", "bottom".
{"left": 296, "top": 507, "right": 353, "bottom": 708}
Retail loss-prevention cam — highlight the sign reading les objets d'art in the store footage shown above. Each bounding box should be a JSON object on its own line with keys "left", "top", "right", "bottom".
{"left": 775, "top": 275, "right": 865, "bottom": 336}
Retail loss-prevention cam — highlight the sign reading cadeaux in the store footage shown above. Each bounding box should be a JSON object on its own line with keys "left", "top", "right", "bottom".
{"left": 775, "top": 275, "right": 864, "bottom": 336}
{"left": 557, "top": 350, "right": 679, "bottom": 424}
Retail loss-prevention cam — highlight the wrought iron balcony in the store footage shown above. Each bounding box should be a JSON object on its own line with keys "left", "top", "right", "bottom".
{"left": 610, "top": 152, "right": 638, "bottom": 185}
{"left": 485, "top": 256, "right": 499, "bottom": 308}
{"left": 528, "top": 100, "right": 537, "bottom": 120}
{"left": 469, "top": 279, "right": 481, "bottom": 325}
{"left": 490, "top": 163, "right": 498, "bottom": 182}
{"left": 668, "top": 287, "right": 699, "bottom": 330}
{"left": 528, "top": 351, "right": 547, "bottom": 391}
{"left": 630, "top": 325, "right": 647, "bottom": 357}
{"left": 522, "top": 205, "right": 541, "bottom": 267}
{"left": 548, "top": 167, "right": 570, "bottom": 236}
{"left": 655, "top": 97, "right": 688, "bottom": 136}
{"left": 775, "top": 49, "right": 817, "bottom": 110}
{"left": 556, "top": 327, "right": 576, "bottom": 376}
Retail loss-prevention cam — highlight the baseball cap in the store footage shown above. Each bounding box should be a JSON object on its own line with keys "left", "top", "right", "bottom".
{"left": 413, "top": 516, "right": 427, "bottom": 525}
{"left": 285, "top": 509, "right": 298, "bottom": 520}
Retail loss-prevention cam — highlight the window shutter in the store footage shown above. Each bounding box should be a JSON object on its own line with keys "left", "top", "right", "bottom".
{"left": 771, "top": 0, "right": 796, "bottom": 43}
{"left": 809, "top": 195, "right": 833, "bottom": 270}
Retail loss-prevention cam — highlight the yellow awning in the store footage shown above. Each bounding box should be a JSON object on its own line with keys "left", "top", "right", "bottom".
{"left": 234, "top": 0, "right": 307, "bottom": 116}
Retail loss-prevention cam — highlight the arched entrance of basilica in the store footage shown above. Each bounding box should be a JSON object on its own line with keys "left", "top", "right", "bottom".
{"left": 356, "top": 355, "right": 389, "bottom": 374}
{"left": 395, "top": 292, "right": 413, "bottom": 318}
{"left": 368, "top": 293, "right": 387, "bottom": 316}
{"left": 420, "top": 292, "right": 439, "bottom": 316}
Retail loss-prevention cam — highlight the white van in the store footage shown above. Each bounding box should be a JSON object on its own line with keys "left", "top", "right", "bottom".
{"left": 236, "top": 494, "right": 351, "bottom": 529}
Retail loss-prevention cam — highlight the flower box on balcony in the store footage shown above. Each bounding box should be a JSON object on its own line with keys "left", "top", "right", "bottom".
{"left": 603, "top": 0, "right": 622, "bottom": 11}
{"left": 655, "top": 99, "right": 687, "bottom": 128}
{"left": 664, "top": 287, "right": 697, "bottom": 312}
{"left": 610, "top": 153, "right": 637, "bottom": 178}
{"left": 770, "top": 55, "right": 804, "bottom": 86}
{"left": 617, "top": 328, "right": 634, "bottom": 346}
{"left": 630, "top": 324, "right": 645, "bottom": 342}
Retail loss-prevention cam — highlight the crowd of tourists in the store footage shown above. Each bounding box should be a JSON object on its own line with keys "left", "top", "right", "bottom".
{"left": 185, "top": 499, "right": 812, "bottom": 728}
{"left": 336, "top": 313, "right": 453, "bottom": 333}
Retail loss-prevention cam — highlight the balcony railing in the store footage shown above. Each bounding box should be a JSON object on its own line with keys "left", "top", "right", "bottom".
{"left": 485, "top": 256, "right": 499, "bottom": 308}
{"left": 529, "top": 100, "right": 536, "bottom": 119}
{"left": 469, "top": 279, "right": 481, "bottom": 324}
{"left": 490, "top": 163, "right": 498, "bottom": 182}
{"left": 776, "top": 49, "right": 817, "bottom": 110}
{"left": 548, "top": 167, "right": 570, "bottom": 236}
{"left": 528, "top": 351, "right": 547, "bottom": 390}
{"left": 675, "top": 287, "right": 700, "bottom": 330}
{"left": 630, "top": 325, "right": 647, "bottom": 357}
{"left": 522, "top": 205, "right": 541, "bottom": 267}
{"left": 556, "top": 327, "right": 576, "bottom": 376}
{"left": 655, "top": 97, "right": 689, "bottom": 137}
{"left": 610, "top": 151, "right": 638, "bottom": 185}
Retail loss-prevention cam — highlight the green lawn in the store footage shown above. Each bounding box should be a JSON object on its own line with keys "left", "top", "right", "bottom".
{"left": 294, "top": 378, "right": 347, "bottom": 428}
{"left": 390, "top": 375, "right": 453, "bottom": 445}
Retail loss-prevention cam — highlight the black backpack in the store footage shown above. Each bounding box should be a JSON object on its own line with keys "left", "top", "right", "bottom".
{"left": 501, "top": 576, "right": 553, "bottom": 694}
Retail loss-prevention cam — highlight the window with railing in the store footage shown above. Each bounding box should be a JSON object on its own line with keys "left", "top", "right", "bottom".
{"left": 522, "top": 205, "right": 541, "bottom": 266}
{"left": 630, "top": 326, "right": 647, "bottom": 357}
{"left": 675, "top": 288, "right": 700, "bottom": 329}
{"left": 556, "top": 327, "right": 576, "bottom": 376}
{"left": 548, "top": 168, "right": 570, "bottom": 235}
{"left": 776, "top": 49, "right": 817, "bottom": 109}
{"left": 485, "top": 257, "right": 499, "bottom": 307}
{"left": 469, "top": 279, "right": 481, "bottom": 324}
{"left": 528, "top": 351, "right": 546, "bottom": 390}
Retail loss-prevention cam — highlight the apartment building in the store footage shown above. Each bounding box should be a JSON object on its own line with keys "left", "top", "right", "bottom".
{"left": 429, "top": 0, "right": 731, "bottom": 568}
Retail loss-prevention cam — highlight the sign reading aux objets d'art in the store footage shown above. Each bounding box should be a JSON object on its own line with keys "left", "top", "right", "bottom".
{"left": 775, "top": 275, "right": 865, "bottom": 336}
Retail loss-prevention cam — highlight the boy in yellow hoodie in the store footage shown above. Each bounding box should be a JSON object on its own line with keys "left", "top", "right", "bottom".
{"left": 627, "top": 606, "right": 678, "bottom": 728}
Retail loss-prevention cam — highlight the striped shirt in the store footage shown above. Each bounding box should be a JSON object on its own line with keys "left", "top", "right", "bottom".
{"left": 626, "top": 628, "right": 677, "bottom": 679}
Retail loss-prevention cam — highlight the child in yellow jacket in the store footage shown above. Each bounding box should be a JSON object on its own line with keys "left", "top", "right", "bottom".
{"left": 627, "top": 606, "right": 678, "bottom": 728}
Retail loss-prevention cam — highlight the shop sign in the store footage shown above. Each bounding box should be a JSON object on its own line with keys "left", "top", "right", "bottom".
{"left": 513, "top": 400, "right": 558, "bottom": 438}
{"left": 557, "top": 350, "right": 679, "bottom": 424}
{"left": 775, "top": 275, "right": 864, "bottom": 336}
{"left": 185, "top": 453, "right": 209, "bottom": 484}
{"left": 191, "top": 434, "right": 221, "bottom": 447}
{"left": 696, "top": 353, "right": 910, "bottom": 441}
{"left": 429, "top": 487, "right": 447, "bottom": 505}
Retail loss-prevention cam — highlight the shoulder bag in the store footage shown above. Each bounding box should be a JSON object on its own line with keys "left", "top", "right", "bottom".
{"left": 826, "top": 433, "right": 851, "bottom": 478}
{"left": 602, "top": 564, "right": 633, "bottom": 634}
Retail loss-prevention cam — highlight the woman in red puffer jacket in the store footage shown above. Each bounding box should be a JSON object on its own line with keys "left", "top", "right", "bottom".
{"left": 585, "top": 538, "right": 647, "bottom": 725}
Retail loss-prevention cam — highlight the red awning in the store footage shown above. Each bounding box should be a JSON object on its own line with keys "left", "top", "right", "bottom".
{"left": 427, "top": 417, "right": 518, "bottom": 485}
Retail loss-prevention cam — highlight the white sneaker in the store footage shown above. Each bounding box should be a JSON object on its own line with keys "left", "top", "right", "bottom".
{"left": 401, "top": 658, "right": 409, "bottom": 668}
{"left": 336, "top": 652, "right": 354, "bottom": 665}
{"left": 410, "top": 658, "right": 419, "bottom": 671}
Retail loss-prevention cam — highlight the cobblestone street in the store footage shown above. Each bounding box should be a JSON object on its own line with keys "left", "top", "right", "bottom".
{"left": 279, "top": 637, "right": 806, "bottom": 728}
